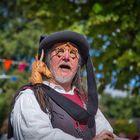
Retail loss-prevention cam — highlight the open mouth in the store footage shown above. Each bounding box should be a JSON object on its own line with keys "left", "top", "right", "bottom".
{"left": 59, "top": 64, "right": 71, "bottom": 70}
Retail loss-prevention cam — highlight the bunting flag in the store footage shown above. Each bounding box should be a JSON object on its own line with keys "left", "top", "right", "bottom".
{"left": 3, "top": 59, "right": 13, "bottom": 70}
{"left": 0, "top": 58, "right": 30, "bottom": 72}
{"left": 0, "top": 58, "right": 32, "bottom": 81}
{"left": 18, "top": 63, "right": 27, "bottom": 72}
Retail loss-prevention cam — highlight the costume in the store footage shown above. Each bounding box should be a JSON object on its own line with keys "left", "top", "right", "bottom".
{"left": 9, "top": 82, "right": 113, "bottom": 140}
{"left": 8, "top": 31, "right": 113, "bottom": 140}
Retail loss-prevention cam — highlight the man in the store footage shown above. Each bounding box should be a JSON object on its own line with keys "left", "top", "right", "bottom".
{"left": 8, "top": 31, "right": 115, "bottom": 140}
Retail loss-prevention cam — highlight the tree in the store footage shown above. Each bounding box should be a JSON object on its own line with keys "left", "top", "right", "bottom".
{"left": 84, "top": 1, "right": 140, "bottom": 95}
{"left": 1, "top": 0, "right": 140, "bottom": 94}
{"left": 0, "top": 0, "right": 140, "bottom": 127}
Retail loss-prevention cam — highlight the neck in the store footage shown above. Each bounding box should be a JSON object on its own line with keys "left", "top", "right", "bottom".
{"left": 49, "top": 79, "right": 72, "bottom": 92}
{"left": 59, "top": 82, "right": 72, "bottom": 92}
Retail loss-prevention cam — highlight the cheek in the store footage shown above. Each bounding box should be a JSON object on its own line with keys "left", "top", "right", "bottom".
{"left": 71, "top": 60, "right": 79, "bottom": 72}
{"left": 50, "top": 61, "right": 57, "bottom": 70}
{"left": 49, "top": 57, "right": 61, "bottom": 73}
{"left": 49, "top": 58, "right": 56, "bottom": 69}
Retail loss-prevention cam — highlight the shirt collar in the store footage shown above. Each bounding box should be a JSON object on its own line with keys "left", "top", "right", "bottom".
{"left": 43, "top": 81, "right": 75, "bottom": 95}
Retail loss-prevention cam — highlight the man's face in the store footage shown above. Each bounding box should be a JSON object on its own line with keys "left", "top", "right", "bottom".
{"left": 49, "top": 42, "right": 80, "bottom": 85}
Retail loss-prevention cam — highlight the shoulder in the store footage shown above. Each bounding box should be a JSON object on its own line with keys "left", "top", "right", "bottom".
{"left": 13, "top": 88, "right": 40, "bottom": 111}
{"left": 11, "top": 88, "right": 45, "bottom": 124}
{"left": 14, "top": 88, "right": 34, "bottom": 102}
{"left": 16, "top": 88, "right": 34, "bottom": 99}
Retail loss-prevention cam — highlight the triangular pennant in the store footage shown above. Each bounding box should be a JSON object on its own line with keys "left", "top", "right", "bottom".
{"left": 18, "top": 63, "right": 26, "bottom": 72}
{"left": 3, "top": 59, "right": 13, "bottom": 70}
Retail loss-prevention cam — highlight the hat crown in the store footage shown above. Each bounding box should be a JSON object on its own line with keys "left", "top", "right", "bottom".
{"left": 39, "top": 31, "right": 90, "bottom": 64}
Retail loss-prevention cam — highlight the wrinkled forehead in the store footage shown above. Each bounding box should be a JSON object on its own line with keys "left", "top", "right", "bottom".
{"left": 52, "top": 42, "right": 79, "bottom": 52}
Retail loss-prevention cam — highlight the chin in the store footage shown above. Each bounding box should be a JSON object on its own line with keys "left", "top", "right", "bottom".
{"left": 55, "top": 76, "right": 73, "bottom": 84}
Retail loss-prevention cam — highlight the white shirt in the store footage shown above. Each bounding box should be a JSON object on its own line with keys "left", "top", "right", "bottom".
{"left": 11, "top": 82, "right": 113, "bottom": 140}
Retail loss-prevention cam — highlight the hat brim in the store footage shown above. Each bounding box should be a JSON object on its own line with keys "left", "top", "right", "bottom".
{"left": 39, "top": 31, "right": 90, "bottom": 63}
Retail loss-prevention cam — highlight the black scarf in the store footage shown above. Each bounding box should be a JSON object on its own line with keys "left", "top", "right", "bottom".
{"left": 41, "top": 84, "right": 96, "bottom": 128}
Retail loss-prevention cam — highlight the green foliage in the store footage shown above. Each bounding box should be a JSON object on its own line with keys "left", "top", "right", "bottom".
{"left": 92, "top": 3, "right": 103, "bottom": 14}
{"left": 99, "top": 94, "right": 140, "bottom": 134}
{"left": 100, "top": 94, "right": 140, "bottom": 119}
{"left": 0, "top": 72, "right": 29, "bottom": 126}
{"left": 0, "top": 0, "right": 140, "bottom": 128}
{"left": 113, "top": 119, "right": 137, "bottom": 134}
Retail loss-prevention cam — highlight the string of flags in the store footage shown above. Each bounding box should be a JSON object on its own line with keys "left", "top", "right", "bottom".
{"left": 0, "top": 58, "right": 34, "bottom": 81}
{"left": 0, "top": 58, "right": 32, "bottom": 72}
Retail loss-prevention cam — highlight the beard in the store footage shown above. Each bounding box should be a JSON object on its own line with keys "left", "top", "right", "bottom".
{"left": 50, "top": 67, "right": 76, "bottom": 84}
{"left": 52, "top": 70, "right": 75, "bottom": 84}
{"left": 54, "top": 75, "right": 73, "bottom": 84}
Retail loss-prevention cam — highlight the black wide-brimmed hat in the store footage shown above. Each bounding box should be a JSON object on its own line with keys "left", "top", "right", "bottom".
{"left": 39, "top": 31, "right": 89, "bottom": 64}
{"left": 38, "top": 31, "right": 98, "bottom": 128}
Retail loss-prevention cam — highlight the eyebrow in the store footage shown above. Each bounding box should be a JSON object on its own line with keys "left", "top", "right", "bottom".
{"left": 53, "top": 42, "right": 78, "bottom": 48}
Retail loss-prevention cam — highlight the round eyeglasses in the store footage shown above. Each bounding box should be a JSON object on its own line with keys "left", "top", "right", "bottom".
{"left": 51, "top": 43, "right": 79, "bottom": 59}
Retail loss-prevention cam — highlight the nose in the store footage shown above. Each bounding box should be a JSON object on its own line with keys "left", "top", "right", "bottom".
{"left": 63, "top": 50, "right": 70, "bottom": 61}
